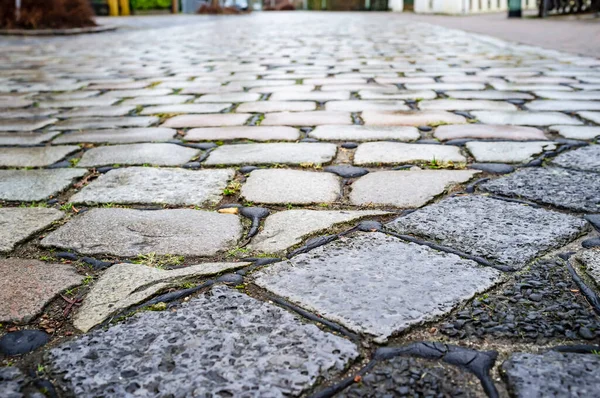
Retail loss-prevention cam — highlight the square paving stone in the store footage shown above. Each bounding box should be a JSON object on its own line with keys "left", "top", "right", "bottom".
{"left": 552, "top": 145, "right": 600, "bottom": 172}
{"left": 354, "top": 142, "right": 466, "bottom": 165}
{"left": 185, "top": 126, "right": 300, "bottom": 141}
{"left": 466, "top": 141, "right": 556, "bottom": 163}
{"left": 0, "top": 131, "right": 59, "bottom": 146}
{"left": 161, "top": 113, "right": 251, "bottom": 128}
{"left": 418, "top": 99, "right": 517, "bottom": 111}
{"left": 579, "top": 111, "right": 600, "bottom": 124}
{"left": 471, "top": 111, "right": 582, "bottom": 126}
{"left": 78, "top": 143, "right": 199, "bottom": 167}
{"left": 41, "top": 208, "right": 241, "bottom": 257}
{"left": 309, "top": 125, "right": 420, "bottom": 141}
{"left": 254, "top": 232, "right": 501, "bottom": 338}
{"left": 0, "top": 208, "right": 64, "bottom": 252}
{"left": 362, "top": 111, "right": 467, "bottom": 126}
{"left": 204, "top": 143, "right": 337, "bottom": 166}
{"left": 48, "top": 286, "right": 358, "bottom": 397}
{"left": 481, "top": 167, "right": 600, "bottom": 213}
{"left": 140, "top": 103, "right": 230, "bottom": 115}
{"left": 349, "top": 170, "right": 478, "bottom": 208}
{"left": 0, "top": 146, "right": 79, "bottom": 167}
{"left": 70, "top": 167, "right": 234, "bottom": 206}
{"left": 0, "top": 169, "right": 87, "bottom": 201}
{"left": 236, "top": 101, "right": 317, "bottom": 113}
{"left": 434, "top": 124, "right": 548, "bottom": 141}
{"left": 0, "top": 259, "right": 83, "bottom": 323}
{"left": 50, "top": 116, "right": 159, "bottom": 131}
{"left": 261, "top": 111, "right": 352, "bottom": 126}
{"left": 502, "top": 351, "right": 600, "bottom": 398}
{"left": 56, "top": 106, "right": 136, "bottom": 118}
{"left": 0, "top": 118, "right": 57, "bottom": 132}
{"left": 241, "top": 169, "right": 341, "bottom": 204}
{"left": 550, "top": 125, "right": 600, "bottom": 140}
{"left": 325, "top": 100, "right": 410, "bottom": 112}
{"left": 387, "top": 195, "right": 586, "bottom": 267}
{"left": 52, "top": 127, "right": 176, "bottom": 144}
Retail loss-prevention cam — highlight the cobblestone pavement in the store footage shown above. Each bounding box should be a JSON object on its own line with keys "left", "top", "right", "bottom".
{"left": 1, "top": 11, "right": 600, "bottom": 398}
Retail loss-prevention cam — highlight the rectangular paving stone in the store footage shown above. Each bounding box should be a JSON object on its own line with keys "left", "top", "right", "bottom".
{"left": 466, "top": 141, "right": 556, "bottom": 163}
{"left": 482, "top": 167, "right": 600, "bottom": 212}
{"left": 579, "top": 111, "right": 600, "bottom": 124}
{"left": 405, "top": 83, "right": 486, "bottom": 91}
{"left": 325, "top": 100, "right": 410, "bottom": 112}
{"left": 0, "top": 98, "right": 33, "bottom": 108}
{"left": 121, "top": 95, "right": 194, "bottom": 106}
{"left": 362, "top": 110, "right": 467, "bottom": 126}
{"left": 261, "top": 111, "right": 352, "bottom": 126}
{"left": 445, "top": 91, "right": 534, "bottom": 100}
{"left": 249, "top": 84, "right": 316, "bottom": 94}
{"left": 387, "top": 195, "right": 586, "bottom": 267}
{"left": 0, "top": 131, "right": 59, "bottom": 146}
{"left": 533, "top": 91, "right": 600, "bottom": 100}
{"left": 100, "top": 88, "right": 173, "bottom": 98}
{"left": 48, "top": 285, "right": 357, "bottom": 397}
{"left": 38, "top": 98, "right": 119, "bottom": 108}
{"left": 161, "top": 113, "right": 251, "bottom": 128}
{"left": 0, "top": 208, "right": 64, "bottom": 252}
{"left": 0, "top": 108, "right": 58, "bottom": 119}
{"left": 551, "top": 145, "right": 600, "bottom": 172}
{"left": 185, "top": 126, "right": 299, "bottom": 141}
{"left": 0, "top": 118, "right": 57, "bottom": 132}
{"left": 550, "top": 125, "right": 600, "bottom": 140}
{"left": 434, "top": 124, "right": 548, "bottom": 141}
{"left": 418, "top": 100, "right": 517, "bottom": 111}
{"left": 270, "top": 91, "right": 350, "bottom": 101}
{"left": 205, "top": 143, "right": 336, "bottom": 165}
{"left": 359, "top": 90, "right": 437, "bottom": 100}
{"left": 56, "top": 106, "right": 136, "bottom": 118}
{"left": 71, "top": 167, "right": 234, "bottom": 206}
{"left": 241, "top": 169, "right": 341, "bottom": 204}
{"left": 526, "top": 100, "right": 600, "bottom": 111}
{"left": 254, "top": 232, "right": 501, "bottom": 338}
{"left": 0, "top": 146, "right": 79, "bottom": 167}
{"left": 236, "top": 101, "right": 316, "bottom": 113}
{"left": 50, "top": 116, "right": 159, "bottom": 131}
{"left": 309, "top": 125, "right": 419, "bottom": 141}
{"left": 471, "top": 111, "right": 583, "bottom": 126}
{"left": 52, "top": 127, "right": 176, "bottom": 144}
{"left": 140, "top": 103, "right": 230, "bottom": 115}
{"left": 354, "top": 142, "right": 466, "bottom": 165}
{"left": 195, "top": 92, "right": 261, "bottom": 102}
{"left": 0, "top": 169, "right": 87, "bottom": 201}
{"left": 78, "top": 143, "right": 198, "bottom": 167}
{"left": 41, "top": 208, "right": 242, "bottom": 257}
{"left": 350, "top": 170, "right": 478, "bottom": 208}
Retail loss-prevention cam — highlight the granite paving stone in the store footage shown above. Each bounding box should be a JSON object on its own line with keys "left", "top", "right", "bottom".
{"left": 0, "top": 208, "right": 64, "bottom": 252}
{"left": 481, "top": 167, "right": 600, "bottom": 212}
{"left": 50, "top": 116, "right": 159, "bottom": 131}
{"left": 121, "top": 95, "right": 194, "bottom": 106}
{"left": 100, "top": 88, "right": 173, "bottom": 98}
{"left": 579, "top": 111, "right": 600, "bottom": 124}
{"left": 534, "top": 91, "right": 600, "bottom": 100}
{"left": 575, "top": 250, "right": 600, "bottom": 286}
{"left": 254, "top": 232, "right": 501, "bottom": 338}
{"left": 0, "top": 367, "right": 26, "bottom": 397}
{"left": 241, "top": 169, "right": 341, "bottom": 204}
{"left": 236, "top": 101, "right": 316, "bottom": 113}
{"left": 204, "top": 143, "right": 336, "bottom": 165}
{"left": 49, "top": 286, "right": 358, "bottom": 397}
{"left": 0, "top": 146, "right": 79, "bottom": 167}
{"left": 552, "top": 145, "right": 600, "bottom": 172}
{"left": 526, "top": 100, "right": 600, "bottom": 111}
{"left": 160, "top": 113, "right": 251, "bottom": 128}
{"left": 249, "top": 210, "right": 389, "bottom": 253}
{"left": 358, "top": 89, "right": 437, "bottom": 100}
{"left": 445, "top": 91, "right": 534, "bottom": 100}
{"left": 0, "top": 131, "right": 59, "bottom": 145}
{"left": 269, "top": 91, "right": 350, "bottom": 101}
{"left": 41, "top": 208, "right": 242, "bottom": 257}
{"left": 471, "top": 111, "right": 583, "bottom": 126}
{"left": 434, "top": 124, "right": 548, "bottom": 141}
{"left": 0, "top": 98, "right": 33, "bottom": 108}
{"left": 354, "top": 142, "right": 466, "bottom": 165}
{"left": 466, "top": 141, "right": 556, "bottom": 163}
{"left": 550, "top": 125, "right": 600, "bottom": 140}
{"left": 387, "top": 195, "right": 586, "bottom": 267}
{"left": 405, "top": 83, "right": 486, "bottom": 91}
{"left": 38, "top": 98, "right": 119, "bottom": 108}
{"left": 195, "top": 92, "right": 261, "bottom": 102}
{"left": 0, "top": 107, "right": 58, "bottom": 119}
{"left": 185, "top": 126, "right": 300, "bottom": 141}
{"left": 0, "top": 118, "right": 57, "bottom": 132}
{"left": 0, "top": 259, "right": 82, "bottom": 323}
{"left": 70, "top": 167, "right": 234, "bottom": 206}
{"left": 140, "top": 103, "right": 230, "bottom": 115}
{"left": 350, "top": 170, "right": 478, "bottom": 208}
{"left": 261, "top": 111, "right": 352, "bottom": 126}
{"left": 52, "top": 127, "right": 176, "bottom": 144}
{"left": 0, "top": 169, "right": 87, "bottom": 201}
{"left": 325, "top": 100, "right": 410, "bottom": 112}
{"left": 418, "top": 99, "right": 517, "bottom": 111}
{"left": 56, "top": 106, "right": 136, "bottom": 118}
{"left": 78, "top": 143, "right": 198, "bottom": 167}
{"left": 362, "top": 110, "right": 467, "bottom": 126}
{"left": 309, "top": 125, "right": 420, "bottom": 141}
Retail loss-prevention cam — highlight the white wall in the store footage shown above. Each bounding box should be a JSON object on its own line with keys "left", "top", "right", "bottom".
{"left": 389, "top": 0, "right": 404, "bottom": 11}
{"left": 410, "top": 0, "right": 536, "bottom": 13}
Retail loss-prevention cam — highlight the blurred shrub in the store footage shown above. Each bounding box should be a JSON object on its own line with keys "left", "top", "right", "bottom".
{"left": 131, "top": 0, "right": 173, "bottom": 9}
{"left": 0, "top": 0, "right": 96, "bottom": 29}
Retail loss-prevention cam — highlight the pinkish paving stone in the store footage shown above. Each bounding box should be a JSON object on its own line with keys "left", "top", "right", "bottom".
{"left": 262, "top": 111, "right": 352, "bottom": 126}
{"left": 185, "top": 126, "right": 299, "bottom": 141}
{"left": 195, "top": 92, "right": 261, "bottom": 102}
{"left": 50, "top": 117, "right": 159, "bottom": 131}
{"left": 471, "top": 111, "right": 582, "bottom": 126}
{"left": 309, "top": 125, "right": 419, "bottom": 141}
{"left": 52, "top": 128, "right": 177, "bottom": 144}
{"left": 362, "top": 110, "right": 466, "bottom": 126}
{"left": 121, "top": 95, "right": 195, "bottom": 106}
{"left": 89, "top": 81, "right": 150, "bottom": 90}
{"left": 270, "top": 91, "right": 350, "bottom": 101}
{"left": 0, "top": 146, "right": 79, "bottom": 167}
{"left": 418, "top": 100, "right": 516, "bottom": 111}
{"left": 445, "top": 91, "right": 534, "bottom": 100}
{"left": 325, "top": 100, "right": 409, "bottom": 112}
{"left": 0, "top": 118, "right": 57, "bottom": 132}
{"left": 434, "top": 124, "right": 548, "bottom": 141}
{"left": 161, "top": 113, "right": 251, "bottom": 128}
{"left": 354, "top": 142, "right": 466, "bottom": 165}
{"left": 140, "top": 103, "right": 230, "bottom": 115}
{"left": 56, "top": 106, "right": 136, "bottom": 118}
{"left": 359, "top": 90, "right": 437, "bottom": 100}
{"left": 0, "top": 98, "right": 32, "bottom": 108}
{"left": 236, "top": 101, "right": 316, "bottom": 113}
{"left": 0, "top": 131, "right": 59, "bottom": 146}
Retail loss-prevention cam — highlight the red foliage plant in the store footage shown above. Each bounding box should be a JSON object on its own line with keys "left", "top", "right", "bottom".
{"left": 0, "top": 0, "right": 97, "bottom": 30}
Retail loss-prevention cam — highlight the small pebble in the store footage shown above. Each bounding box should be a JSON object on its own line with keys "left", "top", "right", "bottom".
{"left": 56, "top": 252, "right": 78, "bottom": 261}
{"left": 239, "top": 166, "right": 259, "bottom": 174}
{"left": 418, "top": 125, "right": 432, "bottom": 132}
{"left": 0, "top": 330, "right": 49, "bottom": 356}
{"left": 582, "top": 238, "right": 600, "bottom": 248}
{"left": 341, "top": 142, "right": 358, "bottom": 149}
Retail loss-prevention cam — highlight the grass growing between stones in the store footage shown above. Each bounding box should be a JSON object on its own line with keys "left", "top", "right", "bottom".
{"left": 132, "top": 252, "right": 185, "bottom": 269}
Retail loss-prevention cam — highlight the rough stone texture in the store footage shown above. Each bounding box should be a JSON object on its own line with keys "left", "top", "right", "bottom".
{"left": 78, "top": 143, "right": 198, "bottom": 167}
{"left": 0, "top": 367, "right": 27, "bottom": 397}
{"left": 503, "top": 351, "right": 600, "bottom": 398}
{"left": 0, "top": 131, "right": 59, "bottom": 145}
{"left": 0, "top": 118, "right": 57, "bottom": 132}
{"left": 359, "top": 89, "right": 437, "bottom": 100}
{"left": 362, "top": 110, "right": 467, "bottom": 126}
{"left": 434, "top": 124, "right": 548, "bottom": 141}
{"left": 50, "top": 117, "right": 158, "bottom": 131}
{"left": 0, "top": 169, "right": 87, "bottom": 201}
{"left": 576, "top": 249, "right": 600, "bottom": 286}
{"left": 526, "top": 100, "right": 600, "bottom": 111}
{"left": 269, "top": 91, "right": 350, "bottom": 101}
{"left": 38, "top": 98, "right": 119, "bottom": 108}
{"left": 121, "top": 95, "right": 194, "bottom": 106}
{"left": 185, "top": 126, "right": 300, "bottom": 141}
{"left": 388, "top": 195, "right": 586, "bottom": 268}
{"left": 309, "top": 125, "right": 420, "bottom": 141}
{"left": 550, "top": 125, "right": 600, "bottom": 140}
{"left": 0, "top": 259, "right": 83, "bottom": 323}
{"left": 0, "top": 146, "right": 79, "bottom": 167}
{"left": 466, "top": 141, "right": 556, "bottom": 163}
{"left": 254, "top": 232, "right": 500, "bottom": 338}
{"left": 52, "top": 128, "right": 177, "bottom": 144}
{"left": 236, "top": 101, "right": 316, "bottom": 113}
{"left": 140, "top": 103, "right": 230, "bottom": 115}
{"left": 354, "top": 142, "right": 466, "bottom": 165}
{"left": 41, "top": 208, "right": 242, "bottom": 257}
{"left": 419, "top": 99, "right": 517, "bottom": 111}
{"left": 350, "top": 170, "right": 478, "bottom": 208}
{"left": 49, "top": 286, "right": 358, "bottom": 397}
{"left": 56, "top": 106, "right": 135, "bottom": 118}
{"left": 249, "top": 210, "right": 389, "bottom": 253}
{"left": 552, "top": 145, "right": 600, "bottom": 172}
{"left": 469, "top": 163, "right": 514, "bottom": 174}
{"left": 535, "top": 91, "right": 600, "bottom": 100}
{"left": 0, "top": 208, "right": 63, "bottom": 252}
{"left": 74, "top": 262, "right": 250, "bottom": 332}
{"left": 481, "top": 167, "right": 600, "bottom": 213}
{"left": 579, "top": 111, "right": 600, "bottom": 124}
{"left": 445, "top": 90, "right": 534, "bottom": 100}
{"left": 195, "top": 92, "right": 261, "bottom": 102}
{"left": 241, "top": 169, "right": 341, "bottom": 204}
{"left": 261, "top": 111, "right": 352, "bottom": 126}
{"left": 161, "top": 113, "right": 251, "bottom": 128}
{"left": 204, "top": 143, "right": 337, "bottom": 165}
{"left": 325, "top": 100, "right": 410, "bottom": 112}
{"left": 471, "top": 111, "right": 582, "bottom": 126}
{"left": 70, "top": 167, "right": 234, "bottom": 206}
